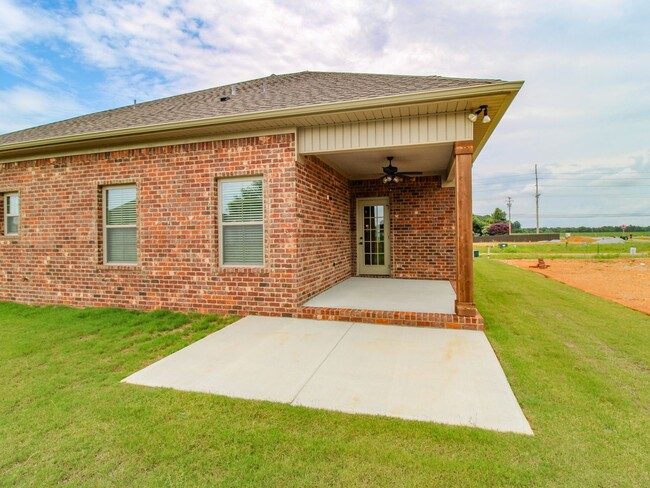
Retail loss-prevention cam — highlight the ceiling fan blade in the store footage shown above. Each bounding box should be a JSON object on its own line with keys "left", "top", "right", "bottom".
{"left": 398, "top": 171, "right": 423, "bottom": 175}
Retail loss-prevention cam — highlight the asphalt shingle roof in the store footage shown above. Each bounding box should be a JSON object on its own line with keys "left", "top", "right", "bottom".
{"left": 0, "top": 71, "right": 502, "bottom": 147}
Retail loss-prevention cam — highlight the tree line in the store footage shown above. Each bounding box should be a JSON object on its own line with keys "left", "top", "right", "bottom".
{"left": 473, "top": 208, "right": 520, "bottom": 235}
{"left": 473, "top": 208, "right": 649, "bottom": 235}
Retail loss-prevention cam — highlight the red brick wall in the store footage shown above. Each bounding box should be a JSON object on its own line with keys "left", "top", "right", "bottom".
{"left": 0, "top": 134, "right": 302, "bottom": 315}
{"left": 350, "top": 176, "right": 456, "bottom": 281}
{"left": 295, "top": 156, "right": 351, "bottom": 303}
{"left": 0, "top": 135, "right": 458, "bottom": 316}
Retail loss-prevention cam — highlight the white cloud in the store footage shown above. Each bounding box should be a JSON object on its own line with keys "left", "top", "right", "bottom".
{"left": 0, "top": 86, "right": 86, "bottom": 134}
{"left": 473, "top": 150, "right": 650, "bottom": 226}
{"left": 0, "top": 0, "right": 57, "bottom": 44}
{"left": 0, "top": 0, "right": 64, "bottom": 80}
{"left": 0, "top": 0, "right": 648, "bottom": 226}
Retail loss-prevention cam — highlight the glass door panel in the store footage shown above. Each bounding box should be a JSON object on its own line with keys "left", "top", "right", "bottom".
{"left": 357, "top": 198, "right": 390, "bottom": 275}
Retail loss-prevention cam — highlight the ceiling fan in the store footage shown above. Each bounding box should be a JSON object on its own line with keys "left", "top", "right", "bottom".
{"left": 380, "top": 156, "right": 422, "bottom": 183}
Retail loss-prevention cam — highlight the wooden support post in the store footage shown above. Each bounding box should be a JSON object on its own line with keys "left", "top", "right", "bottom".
{"left": 454, "top": 141, "right": 477, "bottom": 316}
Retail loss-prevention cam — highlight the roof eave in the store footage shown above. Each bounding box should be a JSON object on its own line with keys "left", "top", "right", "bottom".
{"left": 0, "top": 81, "right": 524, "bottom": 155}
{"left": 472, "top": 81, "right": 524, "bottom": 161}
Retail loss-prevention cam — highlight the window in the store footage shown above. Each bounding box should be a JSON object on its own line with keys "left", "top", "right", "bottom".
{"left": 219, "top": 178, "right": 263, "bottom": 266}
{"left": 4, "top": 193, "right": 19, "bottom": 235}
{"left": 104, "top": 186, "right": 137, "bottom": 264}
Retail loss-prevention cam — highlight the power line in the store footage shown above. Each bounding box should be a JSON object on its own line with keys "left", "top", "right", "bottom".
{"left": 475, "top": 176, "right": 650, "bottom": 182}
{"left": 473, "top": 189, "right": 650, "bottom": 194}
{"left": 473, "top": 184, "right": 650, "bottom": 191}
{"left": 523, "top": 194, "right": 648, "bottom": 198}
{"left": 514, "top": 213, "right": 650, "bottom": 218}
{"left": 536, "top": 176, "right": 650, "bottom": 180}
{"left": 475, "top": 169, "right": 650, "bottom": 177}
{"left": 473, "top": 172, "right": 650, "bottom": 183}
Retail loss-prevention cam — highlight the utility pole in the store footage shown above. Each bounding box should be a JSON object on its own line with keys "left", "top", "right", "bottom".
{"left": 535, "top": 164, "right": 540, "bottom": 234}
{"left": 506, "top": 196, "right": 513, "bottom": 234}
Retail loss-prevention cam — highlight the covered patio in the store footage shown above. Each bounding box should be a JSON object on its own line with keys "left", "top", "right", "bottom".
{"left": 294, "top": 137, "right": 484, "bottom": 329}
{"left": 303, "top": 277, "right": 456, "bottom": 314}
{"left": 287, "top": 78, "right": 522, "bottom": 330}
{"left": 294, "top": 99, "right": 491, "bottom": 328}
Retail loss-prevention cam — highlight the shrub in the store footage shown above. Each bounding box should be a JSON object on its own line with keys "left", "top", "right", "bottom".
{"left": 487, "top": 222, "right": 510, "bottom": 235}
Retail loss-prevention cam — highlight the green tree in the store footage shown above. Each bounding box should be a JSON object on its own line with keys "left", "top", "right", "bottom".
{"left": 491, "top": 208, "right": 507, "bottom": 223}
{"left": 473, "top": 215, "right": 484, "bottom": 235}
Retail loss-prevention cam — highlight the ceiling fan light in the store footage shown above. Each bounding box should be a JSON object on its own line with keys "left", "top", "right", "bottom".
{"left": 383, "top": 176, "right": 391, "bottom": 184}
{"left": 393, "top": 176, "right": 401, "bottom": 183}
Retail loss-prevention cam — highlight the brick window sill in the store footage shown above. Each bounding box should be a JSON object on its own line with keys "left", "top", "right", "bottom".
{"left": 96, "top": 264, "right": 142, "bottom": 272}
{"left": 216, "top": 265, "right": 269, "bottom": 276}
{"left": 0, "top": 236, "right": 20, "bottom": 242}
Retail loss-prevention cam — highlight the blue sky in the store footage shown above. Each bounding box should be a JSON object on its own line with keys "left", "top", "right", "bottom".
{"left": 1, "top": 0, "right": 649, "bottom": 227}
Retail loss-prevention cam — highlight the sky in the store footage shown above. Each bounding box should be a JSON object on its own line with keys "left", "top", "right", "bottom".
{"left": 1, "top": 0, "right": 649, "bottom": 228}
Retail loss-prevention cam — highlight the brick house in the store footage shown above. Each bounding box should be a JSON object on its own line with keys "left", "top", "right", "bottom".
{"left": 0, "top": 72, "right": 522, "bottom": 329}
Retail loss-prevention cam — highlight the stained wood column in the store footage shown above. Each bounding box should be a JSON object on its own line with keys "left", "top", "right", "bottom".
{"left": 454, "top": 141, "right": 477, "bottom": 316}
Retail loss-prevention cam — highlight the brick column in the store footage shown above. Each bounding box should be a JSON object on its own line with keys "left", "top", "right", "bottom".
{"left": 454, "top": 141, "right": 477, "bottom": 316}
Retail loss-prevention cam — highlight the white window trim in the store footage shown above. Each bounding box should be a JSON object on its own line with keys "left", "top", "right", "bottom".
{"left": 103, "top": 184, "right": 138, "bottom": 265}
{"left": 4, "top": 192, "right": 19, "bottom": 236}
{"left": 218, "top": 176, "right": 264, "bottom": 267}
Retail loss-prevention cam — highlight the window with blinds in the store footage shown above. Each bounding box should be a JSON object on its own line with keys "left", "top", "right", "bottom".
{"left": 104, "top": 186, "right": 137, "bottom": 264}
{"left": 219, "top": 178, "right": 263, "bottom": 266}
{"left": 4, "top": 192, "right": 19, "bottom": 236}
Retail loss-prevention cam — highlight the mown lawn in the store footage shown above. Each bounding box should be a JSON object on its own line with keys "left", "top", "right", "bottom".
{"left": 1, "top": 261, "right": 649, "bottom": 486}
{"left": 570, "top": 231, "right": 649, "bottom": 238}
{"left": 475, "top": 240, "right": 650, "bottom": 259}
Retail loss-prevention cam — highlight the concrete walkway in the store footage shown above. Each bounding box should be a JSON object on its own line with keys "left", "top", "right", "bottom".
{"left": 302, "top": 277, "right": 456, "bottom": 314}
{"left": 123, "top": 316, "right": 532, "bottom": 435}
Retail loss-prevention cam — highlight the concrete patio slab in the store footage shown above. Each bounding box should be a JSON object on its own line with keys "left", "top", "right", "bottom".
{"left": 123, "top": 316, "right": 532, "bottom": 435}
{"left": 123, "top": 316, "right": 352, "bottom": 403}
{"left": 293, "top": 323, "right": 533, "bottom": 434}
{"left": 302, "top": 277, "right": 456, "bottom": 314}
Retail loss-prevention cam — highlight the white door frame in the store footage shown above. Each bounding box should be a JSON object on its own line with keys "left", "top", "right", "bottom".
{"left": 356, "top": 197, "right": 390, "bottom": 275}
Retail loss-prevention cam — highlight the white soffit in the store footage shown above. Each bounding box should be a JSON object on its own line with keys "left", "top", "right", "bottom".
{"left": 316, "top": 144, "right": 454, "bottom": 179}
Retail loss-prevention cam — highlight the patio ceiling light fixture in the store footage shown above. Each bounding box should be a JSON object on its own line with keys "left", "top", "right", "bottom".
{"left": 380, "top": 156, "right": 421, "bottom": 184}
{"left": 382, "top": 175, "right": 402, "bottom": 184}
{"left": 468, "top": 105, "right": 491, "bottom": 123}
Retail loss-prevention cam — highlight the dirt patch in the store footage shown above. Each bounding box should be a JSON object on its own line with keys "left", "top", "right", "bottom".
{"left": 503, "top": 259, "right": 650, "bottom": 315}
{"left": 566, "top": 236, "right": 596, "bottom": 244}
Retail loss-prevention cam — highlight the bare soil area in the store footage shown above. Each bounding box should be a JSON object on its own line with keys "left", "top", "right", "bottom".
{"left": 503, "top": 259, "right": 650, "bottom": 315}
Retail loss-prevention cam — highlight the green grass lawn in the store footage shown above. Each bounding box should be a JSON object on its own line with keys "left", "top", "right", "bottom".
{"left": 475, "top": 240, "right": 650, "bottom": 259}
{"left": 569, "top": 231, "right": 648, "bottom": 238}
{"left": 1, "top": 262, "right": 649, "bottom": 486}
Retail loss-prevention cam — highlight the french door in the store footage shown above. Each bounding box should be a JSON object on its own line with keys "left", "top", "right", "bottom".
{"left": 356, "top": 197, "right": 390, "bottom": 275}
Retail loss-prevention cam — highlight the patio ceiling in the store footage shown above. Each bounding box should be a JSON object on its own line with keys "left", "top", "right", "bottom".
{"left": 313, "top": 143, "right": 454, "bottom": 180}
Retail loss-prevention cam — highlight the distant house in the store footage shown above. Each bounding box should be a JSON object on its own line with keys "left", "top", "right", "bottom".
{"left": 0, "top": 71, "right": 522, "bottom": 329}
